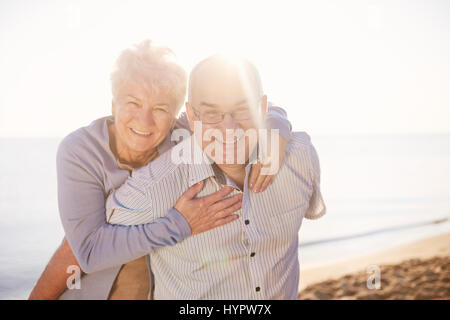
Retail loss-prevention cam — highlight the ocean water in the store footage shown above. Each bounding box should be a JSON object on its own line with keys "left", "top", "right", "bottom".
{"left": 0, "top": 134, "right": 449, "bottom": 299}
{"left": 299, "top": 134, "right": 450, "bottom": 268}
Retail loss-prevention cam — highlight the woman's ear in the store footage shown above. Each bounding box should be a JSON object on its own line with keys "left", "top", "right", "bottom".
{"left": 185, "top": 102, "right": 195, "bottom": 132}
{"left": 260, "top": 95, "right": 268, "bottom": 117}
{"left": 261, "top": 95, "right": 267, "bottom": 114}
{"left": 111, "top": 100, "right": 115, "bottom": 117}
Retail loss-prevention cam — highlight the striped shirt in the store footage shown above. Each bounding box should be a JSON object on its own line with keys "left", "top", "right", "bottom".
{"left": 106, "top": 132, "right": 326, "bottom": 299}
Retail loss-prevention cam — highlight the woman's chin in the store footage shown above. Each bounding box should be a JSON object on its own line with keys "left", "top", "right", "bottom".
{"left": 126, "top": 133, "right": 159, "bottom": 152}
{"left": 128, "top": 140, "right": 158, "bottom": 154}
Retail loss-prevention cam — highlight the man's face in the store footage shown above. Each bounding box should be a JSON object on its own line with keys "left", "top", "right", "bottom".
{"left": 187, "top": 69, "right": 267, "bottom": 166}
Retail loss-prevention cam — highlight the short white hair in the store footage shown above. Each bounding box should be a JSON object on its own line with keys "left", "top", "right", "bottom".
{"left": 110, "top": 39, "right": 187, "bottom": 112}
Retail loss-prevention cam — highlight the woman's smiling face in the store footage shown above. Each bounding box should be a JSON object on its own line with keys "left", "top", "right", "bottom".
{"left": 112, "top": 77, "right": 176, "bottom": 157}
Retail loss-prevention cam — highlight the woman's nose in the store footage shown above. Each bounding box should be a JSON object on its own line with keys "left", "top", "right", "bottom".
{"left": 137, "top": 107, "right": 155, "bottom": 127}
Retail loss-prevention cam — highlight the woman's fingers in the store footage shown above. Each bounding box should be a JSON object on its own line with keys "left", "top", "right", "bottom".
{"left": 249, "top": 161, "right": 275, "bottom": 193}
{"left": 249, "top": 158, "right": 278, "bottom": 193}
{"left": 177, "top": 183, "right": 242, "bottom": 235}
{"left": 248, "top": 131, "right": 287, "bottom": 193}
{"left": 182, "top": 180, "right": 204, "bottom": 199}
{"left": 193, "top": 194, "right": 242, "bottom": 234}
{"left": 259, "top": 175, "right": 274, "bottom": 192}
{"left": 207, "top": 193, "right": 242, "bottom": 214}
{"left": 211, "top": 214, "right": 239, "bottom": 228}
{"left": 248, "top": 162, "right": 261, "bottom": 190}
{"left": 192, "top": 203, "right": 241, "bottom": 235}
{"left": 202, "top": 185, "right": 235, "bottom": 206}
{"left": 252, "top": 169, "right": 268, "bottom": 193}
{"left": 213, "top": 201, "right": 242, "bottom": 220}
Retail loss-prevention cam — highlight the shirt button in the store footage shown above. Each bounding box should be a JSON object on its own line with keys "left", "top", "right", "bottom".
{"left": 255, "top": 287, "right": 260, "bottom": 292}
{"left": 250, "top": 252, "right": 255, "bottom": 257}
{"left": 245, "top": 219, "right": 250, "bottom": 225}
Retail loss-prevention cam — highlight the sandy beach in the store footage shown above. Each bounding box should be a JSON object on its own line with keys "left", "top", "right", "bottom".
{"left": 298, "top": 233, "right": 450, "bottom": 300}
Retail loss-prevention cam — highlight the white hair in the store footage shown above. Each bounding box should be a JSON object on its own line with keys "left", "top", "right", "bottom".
{"left": 110, "top": 39, "right": 187, "bottom": 112}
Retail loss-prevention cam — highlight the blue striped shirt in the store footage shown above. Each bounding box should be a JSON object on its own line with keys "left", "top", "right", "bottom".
{"left": 106, "top": 132, "right": 325, "bottom": 299}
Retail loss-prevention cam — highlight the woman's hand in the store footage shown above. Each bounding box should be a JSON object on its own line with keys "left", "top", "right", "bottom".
{"left": 248, "top": 131, "right": 288, "bottom": 193}
{"left": 174, "top": 181, "right": 242, "bottom": 235}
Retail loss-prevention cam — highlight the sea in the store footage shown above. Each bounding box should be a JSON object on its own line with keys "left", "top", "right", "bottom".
{"left": 0, "top": 134, "right": 449, "bottom": 299}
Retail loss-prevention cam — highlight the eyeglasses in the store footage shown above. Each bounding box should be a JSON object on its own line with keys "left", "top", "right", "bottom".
{"left": 191, "top": 106, "right": 254, "bottom": 125}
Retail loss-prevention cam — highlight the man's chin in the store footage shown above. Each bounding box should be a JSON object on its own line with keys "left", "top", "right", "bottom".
{"left": 213, "top": 153, "right": 249, "bottom": 166}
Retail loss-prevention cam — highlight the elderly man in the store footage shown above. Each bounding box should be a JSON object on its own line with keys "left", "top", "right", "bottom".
{"left": 106, "top": 55, "right": 326, "bottom": 299}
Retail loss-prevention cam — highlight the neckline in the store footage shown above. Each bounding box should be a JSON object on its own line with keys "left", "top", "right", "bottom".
{"left": 102, "top": 116, "right": 172, "bottom": 172}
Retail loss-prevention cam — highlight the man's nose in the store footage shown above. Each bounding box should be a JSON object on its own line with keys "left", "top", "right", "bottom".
{"left": 220, "top": 113, "right": 239, "bottom": 129}
{"left": 218, "top": 113, "right": 240, "bottom": 142}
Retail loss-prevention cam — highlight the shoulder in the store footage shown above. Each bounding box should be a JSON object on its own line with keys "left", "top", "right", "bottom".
{"left": 286, "top": 131, "right": 313, "bottom": 156}
{"left": 131, "top": 137, "right": 190, "bottom": 187}
{"left": 284, "top": 131, "right": 320, "bottom": 175}
{"left": 56, "top": 117, "right": 113, "bottom": 185}
{"left": 57, "top": 116, "right": 111, "bottom": 161}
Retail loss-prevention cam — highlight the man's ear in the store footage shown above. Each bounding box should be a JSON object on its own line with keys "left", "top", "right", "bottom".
{"left": 185, "top": 102, "right": 195, "bottom": 132}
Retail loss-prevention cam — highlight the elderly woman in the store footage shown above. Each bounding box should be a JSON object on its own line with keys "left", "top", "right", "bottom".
{"left": 28, "top": 40, "right": 292, "bottom": 300}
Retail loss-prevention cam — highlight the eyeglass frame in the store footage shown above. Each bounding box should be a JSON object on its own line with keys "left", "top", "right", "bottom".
{"left": 190, "top": 98, "right": 263, "bottom": 125}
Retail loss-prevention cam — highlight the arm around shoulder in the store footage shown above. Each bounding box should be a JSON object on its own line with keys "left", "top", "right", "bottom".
{"left": 56, "top": 134, "right": 190, "bottom": 273}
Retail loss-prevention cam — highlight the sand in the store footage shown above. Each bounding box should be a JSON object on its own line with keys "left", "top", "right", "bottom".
{"left": 298, "top": 233, "right": 450, "bottom": 300}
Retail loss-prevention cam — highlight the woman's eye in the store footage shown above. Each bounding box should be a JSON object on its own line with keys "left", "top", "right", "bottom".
{"left": 154, "top": 107, "right": 168, "bottom": 113}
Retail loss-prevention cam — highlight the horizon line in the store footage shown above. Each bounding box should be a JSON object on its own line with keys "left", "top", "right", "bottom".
{"left": 1, "top": 132, "right": 450, "bottom": 140}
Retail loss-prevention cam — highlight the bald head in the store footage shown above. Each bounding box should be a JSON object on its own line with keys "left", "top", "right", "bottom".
{"left": 188, "top": 55, "right": 263, "bottom": 107}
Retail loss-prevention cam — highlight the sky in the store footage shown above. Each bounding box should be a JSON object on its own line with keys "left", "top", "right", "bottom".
{"left": 0, "top": 0, "right": 449, "bottom": 138}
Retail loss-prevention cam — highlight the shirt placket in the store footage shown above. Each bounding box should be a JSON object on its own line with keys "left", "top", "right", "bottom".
{"left": 241, "top": 165, "right": 265, "bottom": 299}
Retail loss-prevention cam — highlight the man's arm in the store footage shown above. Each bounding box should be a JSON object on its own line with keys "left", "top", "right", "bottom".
{"left": 28, "top": 238, "right": 81, "bottom": 300}
{"left": 289, "top": 132, "right": 326, "bottom": 220}
{"left": 304, "top": 138, "right": 326, "bottom": 220}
